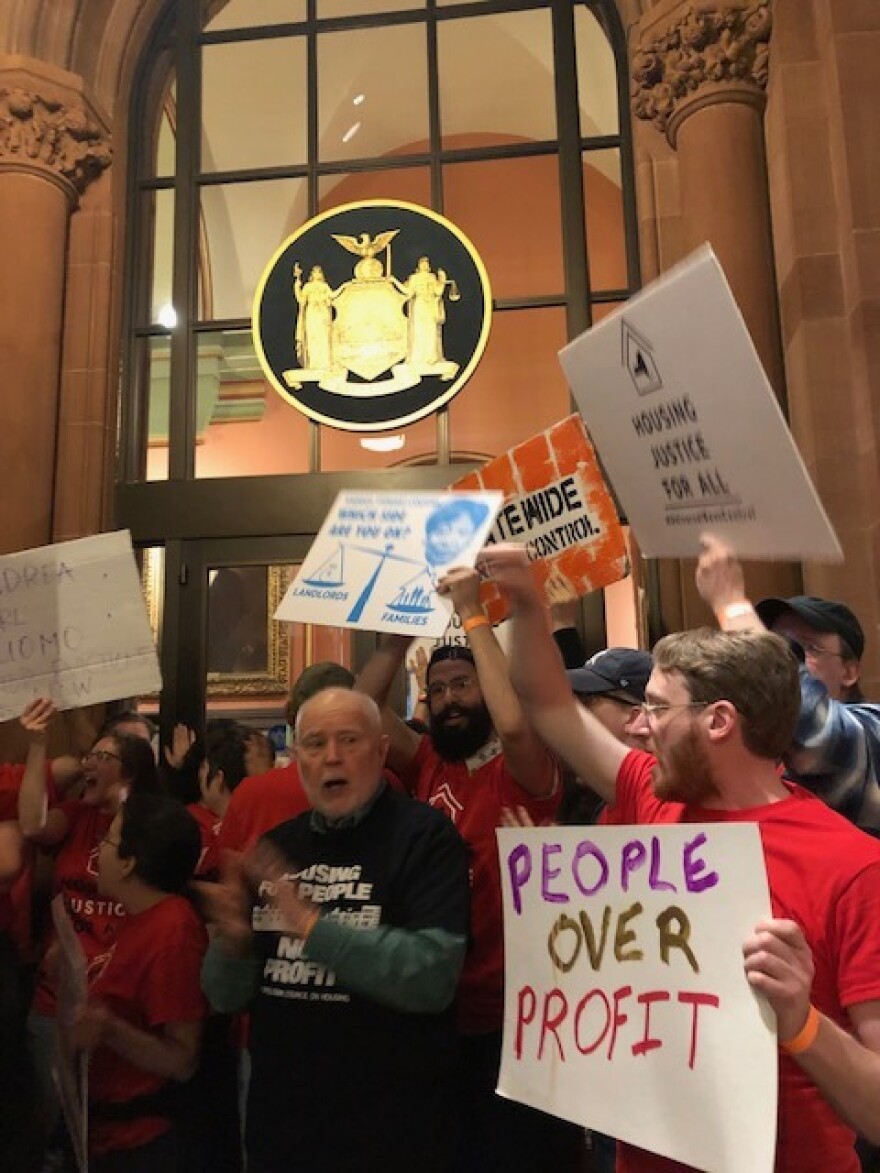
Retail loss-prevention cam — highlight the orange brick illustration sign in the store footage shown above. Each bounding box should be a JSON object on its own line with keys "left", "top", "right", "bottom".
{"left": 452, "top": 415, "right": 628, "bottom": 624}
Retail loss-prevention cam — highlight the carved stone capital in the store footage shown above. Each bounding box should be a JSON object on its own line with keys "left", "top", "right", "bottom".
{"left": 631, "top": 3, "right": 772, "bottom": 144}
{"left": 0, "top": 87, "right": 111, "bottom": 201}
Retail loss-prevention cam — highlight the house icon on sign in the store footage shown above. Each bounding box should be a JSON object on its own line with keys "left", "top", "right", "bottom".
{"left": 621, "top": 319, "right": 663, "bottom": 396}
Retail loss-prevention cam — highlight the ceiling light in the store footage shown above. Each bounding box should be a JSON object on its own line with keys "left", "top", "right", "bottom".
{"left": 353, "top": 93, "right": 365, "bottom": 106}
{"left": 341, "top": 121, "right": 362, "bottom": 144}
{"left": 360, "top": 435, "right": 405, "bottom": 453}
{"left": 157, "top": 303, "right": 177, "bottom": 329}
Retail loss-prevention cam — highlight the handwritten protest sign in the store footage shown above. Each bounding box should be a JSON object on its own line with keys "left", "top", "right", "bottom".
{"left": 53, "top": 896, "right": 88, "bottom": 1173}
{"left": 0, "top": 531, "right": 161, "bottom": 720}
{"left": 559, "top": 246, "right": 842, "bottom": 561}
{"left": 498, "top": 824, "right": 776, "bottom": 1172}
{"left": 275, "top": 490, "right": 501, "bottom": 637}
{"left": 452, "top": 415, "right": 628, "bottom": 624}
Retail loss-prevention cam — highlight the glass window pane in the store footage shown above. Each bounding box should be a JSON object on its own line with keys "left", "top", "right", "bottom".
{"left": 318, "top": 166, "right": 432, "bottom": 211}
{"left": 448, "top": 307, "right": 569, "bottom": 458}
{"left": 194, "top": 329, "right": 313, "bottom": 479}
{"left": 199, "top": 178, "right": 307, "bottom": 321}
{"left": 584, "top": 149, "right": 627, "bottom": 294}
{"left": 575, "top": 4, "right": 619, "bottom": 137}
{"left": 140, "top": 335, "right": 171, "bottom": 482}
{"left": 143, "top": 189, "right": 175, "bottom": 327}
{"left": 438, "top": 10, "right": 556, "bottom": 148}
{"left": 444, "top": 156, "right": 563, "bottom": 300}
{"left": 204, "top": 0, "right": 306, "bottom": 32}
{"left": 318, "top": 24, "right": 428, "bottom": 163}
{"left": 202, "top": 39, "right": 307, "bottom": 172}
{"left": 319, "top": 414, "right": 439, "bottom": 473}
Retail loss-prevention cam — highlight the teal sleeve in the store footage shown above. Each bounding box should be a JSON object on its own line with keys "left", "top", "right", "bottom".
{"left": 304, "top": 918, "right": 466, "bottom": 1014}
{"left": 200, "top": 936, "right": 261, "bottom": 1014}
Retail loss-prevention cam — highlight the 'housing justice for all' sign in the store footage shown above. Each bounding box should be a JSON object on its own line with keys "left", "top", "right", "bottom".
{"left": 497, "top": 824, "right": 777, "bottom": 1173}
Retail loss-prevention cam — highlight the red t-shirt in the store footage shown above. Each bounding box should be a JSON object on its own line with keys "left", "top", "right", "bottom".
{"left": 612, "top": 749, "right": 880, "bottom": 1173}
{"left": 33, "top": 801, "right": 125, "bottom": 1016}
{"left": 401, "top": 736, "right": 560, "bottom": 1034}
{"left": 210, "top": 762, "right": 310, "bottom": 863}
{"left": 185, "top": 802, "right": 222, "bottom": 877}
{"left": 87, "top": 894, "right": 208, "bottom": 1157}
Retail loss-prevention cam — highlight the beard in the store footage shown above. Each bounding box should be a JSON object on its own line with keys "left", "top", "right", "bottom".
{"left": 651, "top": 725, "right": 719, "bottom": 805}
{"left": 429, "top": 701, "right": 494, "bottom": 763}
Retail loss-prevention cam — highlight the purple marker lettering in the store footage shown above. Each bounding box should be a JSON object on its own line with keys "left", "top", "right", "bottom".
{"left": 648, "top": 835, "right": 677, "bottom": 892}
{"left": 541, "top": 843, "right": 569, "bottom": 904}
{"left": 508, "top": 843, "right": 533, "bottom": 915}
{"left": 572, "top": 840, "right": 609, "bottom": 897}
{"left": 620, "top": 839, "right": 647, "bottom": 891}
{"left": 683, "top": 832, "right": 719, "bottom": 893}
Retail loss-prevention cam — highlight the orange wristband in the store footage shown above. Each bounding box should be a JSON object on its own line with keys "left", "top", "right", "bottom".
{"left": 780, "top": 1004, "right": 820, "bottom": 1055}
{"left": 462, "top": 614, "right": 490, "bottom": 634}
{"left": 300, "top": 909, "right": 320, "bottom": 942}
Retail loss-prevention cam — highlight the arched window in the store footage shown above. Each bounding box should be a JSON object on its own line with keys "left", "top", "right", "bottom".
{"left": 121, "top": 0, "right": 638, "bottom": 486}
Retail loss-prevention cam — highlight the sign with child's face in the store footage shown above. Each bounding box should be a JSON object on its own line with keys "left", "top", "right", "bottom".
{"left": 498, "top": 824, "right": 776, "bottom": 1173}
{"left": 275, "top": 490, "right": 501, "bottom": 637}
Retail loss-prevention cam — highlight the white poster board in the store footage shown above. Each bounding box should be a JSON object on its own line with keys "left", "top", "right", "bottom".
{"left": 275, "top": 490, "right": 501, "bottom": 637}
{"left": 0, "top": 531, "right": 161, "bottom": 720}
{"left": 559, "top": 246, "right": 842, "bottom": 561}
{"left": 498, "top": 824, "right": 777, "bottom": 1173}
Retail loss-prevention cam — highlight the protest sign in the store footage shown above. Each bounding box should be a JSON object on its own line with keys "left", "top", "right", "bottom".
{"left": 0, "top": 531, "right": 161, "bottom": 720}
{"left": 498, "top": 823, "right": 776, "bottom": 1172}
{"left": 559, "top": 246, "right": 842, "bottom": 561}
{"left": 275, "top": 490, "right": 501, "bottom": 637}
{"left": 53, "top": 895, "right": 88, "bottom": 1173}
{"left": 452, "top": 415, "right": 628, "bottom": 624}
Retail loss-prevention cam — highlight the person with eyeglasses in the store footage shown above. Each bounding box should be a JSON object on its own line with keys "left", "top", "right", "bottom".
{"left": 65, "top": 792, "right": 206, "bottom": 1173}
{"left": 16, "top": 697, "right": 158, "bottom": 1164}
{"left": 356, "top": 566, "right": 584, "bottom": 1173}
{"left": 481, "top": 541, "right": 880, "bottom": 1173}
{"left": 695, "top": 533, "right": 880, "bottom": 839}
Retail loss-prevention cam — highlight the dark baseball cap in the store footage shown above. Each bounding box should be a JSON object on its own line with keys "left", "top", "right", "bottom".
{"left": 566, "top": 648, "right": 653, "bottom": 703}
{"left": 427, "top": 643, "right": 475, "bottom": 679}
{"left": 288, "top": 661, "right": 355, "bottom": 721}
{"left": 756, "top": 595, "right": 864, "bottom": 660}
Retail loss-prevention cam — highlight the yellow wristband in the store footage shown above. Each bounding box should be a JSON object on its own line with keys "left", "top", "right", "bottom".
{"left": 462, "top": 614, "right": 490, "bottom": 634}
{"left": 780, "top": 1004, "right": 820, "bottom": 1055}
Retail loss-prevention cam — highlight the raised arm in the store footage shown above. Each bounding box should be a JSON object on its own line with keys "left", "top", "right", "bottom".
{"left": 478, "top": 545, "right": 628, "bottom": 803}
{"left": 354, "top": 633, "right": 422, "bottom": 774}
{"left": 438, "top": 566, "right": 555, "bottom": 798}
{"left": 695, "top": 532, "right": 764, "bottom": 633}
{"left": 18, "top": 697, "right": 68, "bottom": 845}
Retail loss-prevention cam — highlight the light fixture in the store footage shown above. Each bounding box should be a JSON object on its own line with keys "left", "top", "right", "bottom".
{"left": 157, "top": 303, "right": 177, "bottom": 329}
{"left": 360, "top": 435, "right": 405, "bottom": 453}
{"left": 353, "top": 93, "right": 365, "bottom": 106}
{"left": 341, "top": 121, "right": 362, "bottom": 144}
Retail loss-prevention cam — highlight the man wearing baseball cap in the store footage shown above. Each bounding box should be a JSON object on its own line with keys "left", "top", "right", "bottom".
{"left": 696, "top": 536, "right": 880, "bottom": 837}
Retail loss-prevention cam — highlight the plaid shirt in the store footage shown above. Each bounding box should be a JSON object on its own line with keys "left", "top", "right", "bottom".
{"left": 784, "top": 666, "right": 880, "bottom": 836}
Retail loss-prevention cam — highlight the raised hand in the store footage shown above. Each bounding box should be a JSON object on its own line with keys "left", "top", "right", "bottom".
{"left": 20, "top": 696, "right": 56, "bottom": 742}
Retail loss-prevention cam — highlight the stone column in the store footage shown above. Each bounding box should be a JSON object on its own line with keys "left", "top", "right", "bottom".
{"left": 0, "top": 58, "right": 110, "bottom": 554}
{"left": 630, "top": 2, "right": 800, "bottom": 620}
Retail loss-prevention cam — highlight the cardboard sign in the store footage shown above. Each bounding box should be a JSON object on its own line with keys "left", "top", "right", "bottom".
{"left": 275, "top": 490, "right": 501, "bottom": 637}
{"left": 452, "top": 415, "right": 628, "bottom": 624}
{"left": 559, "top": 246, "right": 842, "bottom": 561}
{"left": 498, "top": 824, "right": 776, "bottom": 1172}
{"left": 0, "top": 531, "right": 161, "bottom": 720}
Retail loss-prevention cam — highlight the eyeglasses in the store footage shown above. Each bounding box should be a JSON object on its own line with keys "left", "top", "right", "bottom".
{"left": 639, "top": 701, "right": 708, "bottom": 722}
{"left": 426, "top": 675, "right": 476, "bottom": 702}
{"left": 83, "top": 750, "right": 121, "bottom": 764}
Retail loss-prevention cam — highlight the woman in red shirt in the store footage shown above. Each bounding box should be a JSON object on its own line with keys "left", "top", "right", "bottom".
{"left": 17, "top": 697, "right": 158, "bottom": 1153}
{"left": 71, "top": 791, "right": 207, "bottom": 1172}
